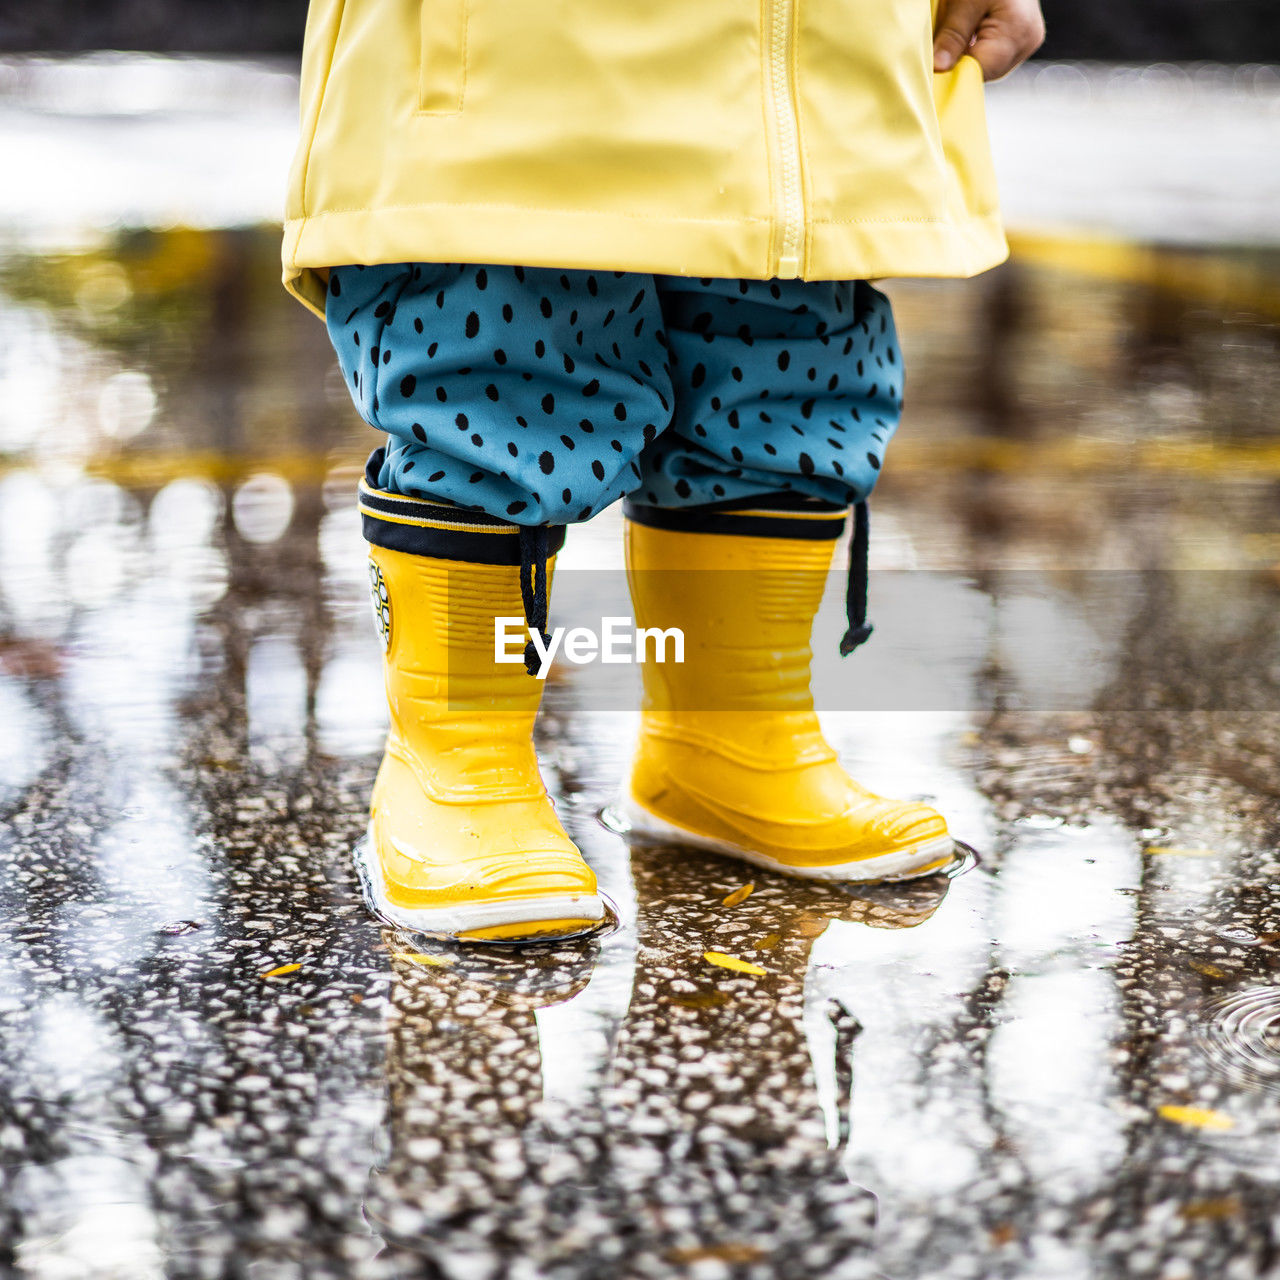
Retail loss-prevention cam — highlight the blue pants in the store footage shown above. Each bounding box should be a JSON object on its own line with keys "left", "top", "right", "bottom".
{"left": 326, "top": 264, "right": 902, "bottom": 526}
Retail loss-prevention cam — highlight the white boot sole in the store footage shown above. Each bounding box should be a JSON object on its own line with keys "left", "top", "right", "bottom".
{"left": 621, "top": 794, "right": 956, "bottom": 883}
{"left": 354, "top": 825, "right": 607, "bottom": 940}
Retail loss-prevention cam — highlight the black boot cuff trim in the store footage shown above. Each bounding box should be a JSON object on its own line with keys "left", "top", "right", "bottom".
{"left": 623, "top": 494, "right": 847, "bottom": 542}
{"left": 359, "top": 467, "right": 565, "bottom": 566}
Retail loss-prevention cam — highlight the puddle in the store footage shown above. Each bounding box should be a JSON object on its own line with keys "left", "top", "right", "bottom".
{"left": 0, "top": 72, "right": 1279, "bottom": 1275}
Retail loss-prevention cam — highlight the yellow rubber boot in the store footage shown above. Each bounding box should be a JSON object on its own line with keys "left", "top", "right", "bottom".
{"left": 356, "top": 473, "right": 604, "bottom": 941}
{"left": 622, "top": 501, "right": 953, "bottom": 881}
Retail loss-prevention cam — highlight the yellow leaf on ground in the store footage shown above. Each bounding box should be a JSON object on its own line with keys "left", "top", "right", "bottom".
{"left": 673, "top": 990, "right": 730, "bottom": 1010}
{"left": 704, "top": 951, "right": 767, "bottom": 976}
{"left": 722, "top": 883, "right": 755, "bottom": 907}
{"left": 391, "top": 952, "right": 452, "bottom": 967}
{"left": 260, "top": 963, "right": 302, "bottom": 978}
{"left": 1188, "top": 960, "right": 1228, "bottom": 979}
{"left": 1179, "top": 1197, "right": 1242, "bottom": 1221}
{"left": 1144, "top": 846, "right": 1218, "bottom": 858}
{"left": 1158, "top": 1104, "right": 1235, "bottom": 1131}
{"left": 668, "top": 1244, "right": 765, "bottom": 1264}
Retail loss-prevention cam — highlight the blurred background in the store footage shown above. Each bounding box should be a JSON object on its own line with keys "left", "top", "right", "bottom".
{"left": 1, "top": 7, "right": 1279, "bottom": 1280}
{"left": 2, "top": 0, "right": 1278, "bottom": 60}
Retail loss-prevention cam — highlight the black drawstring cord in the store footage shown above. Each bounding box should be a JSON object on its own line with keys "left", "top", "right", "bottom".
{"left": 518, "top": 525, "right": 551, "bottom": 677}
{"left": 839, "top": 500, "right": 873, "bottom": 656}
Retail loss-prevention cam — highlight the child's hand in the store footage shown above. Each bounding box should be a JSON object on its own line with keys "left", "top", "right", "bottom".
{"left": 933, "top": 0, "right": 1046, "bottom": 81}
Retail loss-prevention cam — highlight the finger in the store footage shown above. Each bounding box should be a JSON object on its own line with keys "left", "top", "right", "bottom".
{"left": 968, "top": 26, "right": 1022, "bottom": 80}
{"left": 969, "top": 15, "right": 1044, "bottom": 80}
{"left": 933, "top": 0, "right": 986, "bottom": 71}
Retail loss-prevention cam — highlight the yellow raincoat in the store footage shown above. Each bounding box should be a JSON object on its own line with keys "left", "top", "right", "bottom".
{"left": 283, "top": 0, "right": 1006, "bottom": 318}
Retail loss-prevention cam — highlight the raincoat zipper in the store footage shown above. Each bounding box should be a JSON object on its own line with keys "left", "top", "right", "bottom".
{"left": 766, "top": 0, "right": 805, "bottom": 278}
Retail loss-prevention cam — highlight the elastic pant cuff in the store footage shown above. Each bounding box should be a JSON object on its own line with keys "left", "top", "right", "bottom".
{"left": 360, "top": 447, "right": 566, "bottom": 564}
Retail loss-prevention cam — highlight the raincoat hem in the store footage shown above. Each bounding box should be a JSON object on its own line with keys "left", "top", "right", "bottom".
{"left": 282, "top": 204, "right": 1007, "bottom": 320}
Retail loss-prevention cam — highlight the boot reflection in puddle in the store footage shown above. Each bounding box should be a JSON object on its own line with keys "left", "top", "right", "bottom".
{"left": 365, "top": 932, "right": 604, "bottom": 1265}
{"left": 366, "top": 848, "right": 950, "bottom": 1277}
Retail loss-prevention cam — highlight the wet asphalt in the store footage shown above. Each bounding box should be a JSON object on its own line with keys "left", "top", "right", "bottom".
{"left": 0, "top": 227, "right": 1279, "bottom": 1279}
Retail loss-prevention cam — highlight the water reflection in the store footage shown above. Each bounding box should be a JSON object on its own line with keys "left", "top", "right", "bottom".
{"left": 0, "top": 226, "right": 1278, "bottom": 1276}
{"left": 369, "top": 859, "right": 951, "bottom": 1275}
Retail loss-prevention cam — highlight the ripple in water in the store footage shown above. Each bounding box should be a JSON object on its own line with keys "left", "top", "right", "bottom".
{"left": 1197, "top": 987, "right": 1280, "bottom": 1093}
